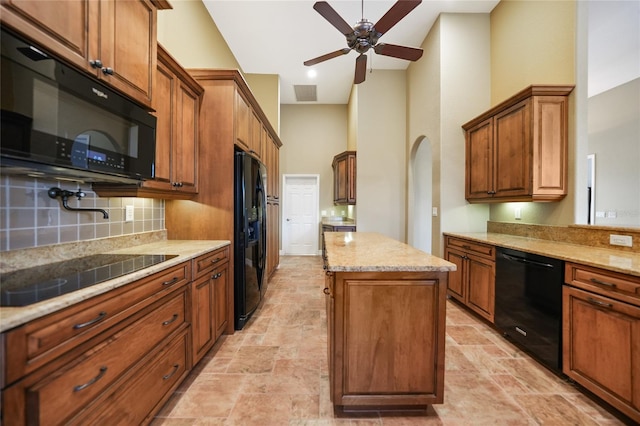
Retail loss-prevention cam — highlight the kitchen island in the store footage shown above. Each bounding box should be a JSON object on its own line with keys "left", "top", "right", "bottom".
{"left": 323, "top": 232, "right": 456, "bottom": 411}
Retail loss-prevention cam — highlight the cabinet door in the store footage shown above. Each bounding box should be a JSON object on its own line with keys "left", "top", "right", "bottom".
{"left": 151, "top": 58, "right": 175, "bottom": 188}
{"left": 174, "top": 80, "right": 199, "bottom": 193}
{"left": 235, "top": 91, "right": 250, "bottom": 151}
{"left": 445, "top": 249, "right": 466, "bottom": 303}
{"left": 333, "top": 156, "right": 347, "bottom": 203}
{"left": 465, "top": 118, "right": 494, "bottom": 200}
{"left": 1, "top": 0, "right": 92, "bottom": 72}
{"left": 191, "top": 274, "right": 214, "bottom": 364}
{"left": 250, "top": 110, "right": 263, "bottom": 159}
{"left": 466, "top": 253, "right": 495, "bottom": 322}
{"left": 347, "top": 154, "right": 356, "bottom": 203}
{"left": 213, "top": 265, "right": 229, "bottom": 339}
{"left": 563, "top": 286, "right": 640, "bottom": 422}
{"left": 493, "top": 99, "right": 531, "bottom": 198}
{"left": 97, "top": 0, "right": 156, "bottom": 107}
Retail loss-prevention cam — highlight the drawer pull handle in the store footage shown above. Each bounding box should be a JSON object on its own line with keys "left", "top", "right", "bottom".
{"left": 162, "top": 277, "right": 179, "bottom": 286}
{"left": 73, "top": 311, "right": 107, "bottom": 329}
{"left": 212, "top": 272, "right": 222, "bottom": 279}
{"left": 74, "top": 366, "right": 107, "bottom": 392}
{"left": 210, "top": 257, "right": 222, "bottom": 264}
{"left": 590, "top": 278, "right": 616, "bottom": 288}
{"left": 163, "top": 364, "right": 180, "bottom": 380}
{"left": 162, "top": 314, "right": 179, "bottom": 326}
{"left": 587, "top": 297, "right": 613, "bottom": 309}
{"left": 462, "top": 245, "right": 471, "bottom": 250}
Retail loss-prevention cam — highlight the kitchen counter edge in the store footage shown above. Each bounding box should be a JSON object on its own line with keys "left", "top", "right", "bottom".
{"left": 0, "top": 240, "right": 230, "bottom": 333}
{"left": 444, "top": 232, "right": 639, "bottom": 277}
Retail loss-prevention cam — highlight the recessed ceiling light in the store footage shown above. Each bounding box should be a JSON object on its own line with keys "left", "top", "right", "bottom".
{"left": 307, "top": 69, "right": 317, "bottom": 79}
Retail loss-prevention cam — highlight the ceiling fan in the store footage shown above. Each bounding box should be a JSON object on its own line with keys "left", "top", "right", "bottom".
{"left": 304, "top": 0, "right": 424, "bottom": 84}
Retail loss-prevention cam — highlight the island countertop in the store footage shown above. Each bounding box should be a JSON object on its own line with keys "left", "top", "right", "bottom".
{"left": 324, "top": 232, "right": 456, "bottom": 272}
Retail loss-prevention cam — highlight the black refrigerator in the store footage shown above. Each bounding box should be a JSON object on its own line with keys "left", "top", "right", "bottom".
{"left": 234, "top": 151, "right": 267, "bottom": 330}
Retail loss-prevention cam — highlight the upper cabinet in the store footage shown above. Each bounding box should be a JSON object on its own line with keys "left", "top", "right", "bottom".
{"left": 94, "top": 44, "right": 203, "bottom": 199}
{"left": 462, "top": 85, "right": 574, "bottom": 203}
{"left": 0, "top": 0, "right": 165, "bottom": 109}
{"left": 333, "top": 151, "right": 356, "bottom": 205}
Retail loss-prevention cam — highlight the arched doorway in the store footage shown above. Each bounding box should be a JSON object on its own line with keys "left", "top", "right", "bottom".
{"left": 408, "top": 136, "right": 433, "bottom": 253}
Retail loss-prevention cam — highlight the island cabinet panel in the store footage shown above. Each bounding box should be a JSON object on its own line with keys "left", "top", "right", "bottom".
{"left": 463, "top": 85, "right": 573, "bottom": 202}
{"left": 563, "top": 263, "right": 640, "bottom": 423}
{"left": 327, "top": 271, "right": 447, "bottom": 408}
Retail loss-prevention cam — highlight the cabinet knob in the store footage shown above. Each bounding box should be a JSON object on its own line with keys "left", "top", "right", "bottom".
{"left": 101, "top": 67, "right": 114, "bottom": 75}
{"left": 89, "top": 59, "right": 103, "bottom": 68}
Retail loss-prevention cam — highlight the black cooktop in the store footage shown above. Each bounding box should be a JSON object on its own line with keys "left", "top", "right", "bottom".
{"left": 0, "top": 253, "right": 178, "bottom": 307}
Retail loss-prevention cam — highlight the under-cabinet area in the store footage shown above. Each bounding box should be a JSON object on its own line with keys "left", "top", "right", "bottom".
{"left": 0, "top": 240, "right": 230, "bottom": 425}
{"left": 443, "top": 231, "right": 640, "bottom": 424}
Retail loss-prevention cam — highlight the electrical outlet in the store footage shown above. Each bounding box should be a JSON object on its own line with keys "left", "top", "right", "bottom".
{"left": 125, "top": 205, "right": 134, "bottom": 222}
{"left": 515, "top": 207, "right": 521, "bottom": 220}
{"left": 609, "top": 234, "right": 632, "bottom": 247}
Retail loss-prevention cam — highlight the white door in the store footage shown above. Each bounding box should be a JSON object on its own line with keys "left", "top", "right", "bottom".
{"left": 282, "top": 175, "right": 319, "bottom": 255}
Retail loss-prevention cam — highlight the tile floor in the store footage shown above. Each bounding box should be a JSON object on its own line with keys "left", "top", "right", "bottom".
{"left": 153, "top": 255, "right": 628, "bottom": 425}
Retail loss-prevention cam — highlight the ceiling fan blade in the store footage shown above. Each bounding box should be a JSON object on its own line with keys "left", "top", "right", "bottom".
{"left": 304, "top": 48, "right": 351, "bottom": 66}
{"left": 354, "top": 54, "right": 367, "bottom": 84}
{"left": 313, "top": 1, "right": 353, "bottom": 36}
{"left": 374, "top": 43, "right": 423, "bottom": 61}
{"left": 374, "top": 0, "right": 422, "bottom": 36}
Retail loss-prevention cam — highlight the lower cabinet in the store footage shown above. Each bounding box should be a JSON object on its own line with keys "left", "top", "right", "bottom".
{"left": 444, "top": 236, "right": 495, "bottom": 322}
{"left": 1, "top": 244, "right": 232, "bottom": 426}
{"left": 3, "top": 285, "right": 190, "bottom": 425}
{"left": 191, "top": 246, "right": 230, "bottom": 364}
{"left": 563, "top": 263, "right": 640, "bottom": 423}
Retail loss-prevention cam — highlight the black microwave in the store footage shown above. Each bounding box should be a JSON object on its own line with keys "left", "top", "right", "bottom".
{"left": 0, "top": 28, "right": 156, "bottom": 184}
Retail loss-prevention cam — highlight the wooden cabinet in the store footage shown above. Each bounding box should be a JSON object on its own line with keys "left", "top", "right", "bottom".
{"left": 191, "top": 246, "right": 230, "bottom": 364}
{"left": 0, "top": 0, "right": 165, "bottom": 108}
{"left": 332, "top": 151, "right": 356, "bottom": 205}
{"left": 462, "top": 85, "right": 574, "bottom": 202}
{"left": 325, "top": 269, "right": 447, "bottom": 409}
{"left": 266, "top": 133, "right": 281, "bottom": 278}
{"left": 166, "top": 69, "right": 283, "bottom": 323}
{"left": 563, "top": 263, "right": 640, "bottom": 423}
{"left": 444, "top": 236, "right": 495, "bottom": 322}
{"left": 94, "top": 45, "right": 203, "bottom": 199}
{"left": 2, "top": 261, "right": 192, "bottom": 425}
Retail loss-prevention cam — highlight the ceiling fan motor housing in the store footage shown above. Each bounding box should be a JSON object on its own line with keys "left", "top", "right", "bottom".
{"left": 348, "top": 19, "right": 381, "bottom": 53}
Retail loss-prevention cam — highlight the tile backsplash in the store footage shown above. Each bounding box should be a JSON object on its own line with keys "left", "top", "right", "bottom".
{"left": 0, "top": 175, "right": 164, "bottom": 251}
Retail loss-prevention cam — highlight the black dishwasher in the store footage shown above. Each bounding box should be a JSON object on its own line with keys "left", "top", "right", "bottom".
{"left": 495, "top": 247, "right": 564, "bottom": 373}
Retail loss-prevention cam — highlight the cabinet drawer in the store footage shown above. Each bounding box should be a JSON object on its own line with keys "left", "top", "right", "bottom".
{"left": 565, "top": 262, "right": 640, "bottom": 305}
{"left": 445, "top": 237, "right": 495, "bottom": 259}
{"left": 4, "top": 261, "right": 190, "bottom": 385}
{"left": 3, "top": 290, "right": 188, "bottom": 426}
{"left": 72, "top": 329, "right": 190, "bottom": 426}
{"left": 194, "top": 246, "right": 229, "bottom": 278}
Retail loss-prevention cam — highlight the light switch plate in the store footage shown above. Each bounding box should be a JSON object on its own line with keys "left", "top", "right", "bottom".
{"left": 125, "top": 205, "right": 134, "bottom": 222}
{"left": 609, "top": 234, "right": 632, "bottom": 247}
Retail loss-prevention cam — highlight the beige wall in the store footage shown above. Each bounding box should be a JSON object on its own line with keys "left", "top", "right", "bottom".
{"left": 280, "top": 104, "right": 348, "bottom": 223}
{"left": 157, "top": 1, "right": 240, "bottom": 70}
{"left": 406, "top": 14, "right": 492, "bottom": 256}
{"left": 245, "top": 73, "right": 281, "bottom": 135}
{"left": 356, "top": 70, "right": 407, "bottom": 241}
{"left": 489, "top": 0, "right": 576, "bottom": 226}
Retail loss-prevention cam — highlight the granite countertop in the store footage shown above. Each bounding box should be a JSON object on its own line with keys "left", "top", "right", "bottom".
{"left": 322, "top": 218, "right": 356, "bottom": 227}
{"left": 0, "top": 240, "right": 230, "bottom": 333}
{"left": 445, "top": 232, "right": 640, "bottom": 277}
{"left": 325, "top": 232, "right": 456, "bottom": 273}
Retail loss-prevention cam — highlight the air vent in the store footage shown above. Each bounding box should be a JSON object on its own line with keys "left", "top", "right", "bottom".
{"left": 294, "top": 85, "right": 317, "bottom": 102}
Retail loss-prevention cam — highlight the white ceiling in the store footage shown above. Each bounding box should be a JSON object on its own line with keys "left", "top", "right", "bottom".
{"left": 203, "top": 0, "right": 499, "bottom": 104}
